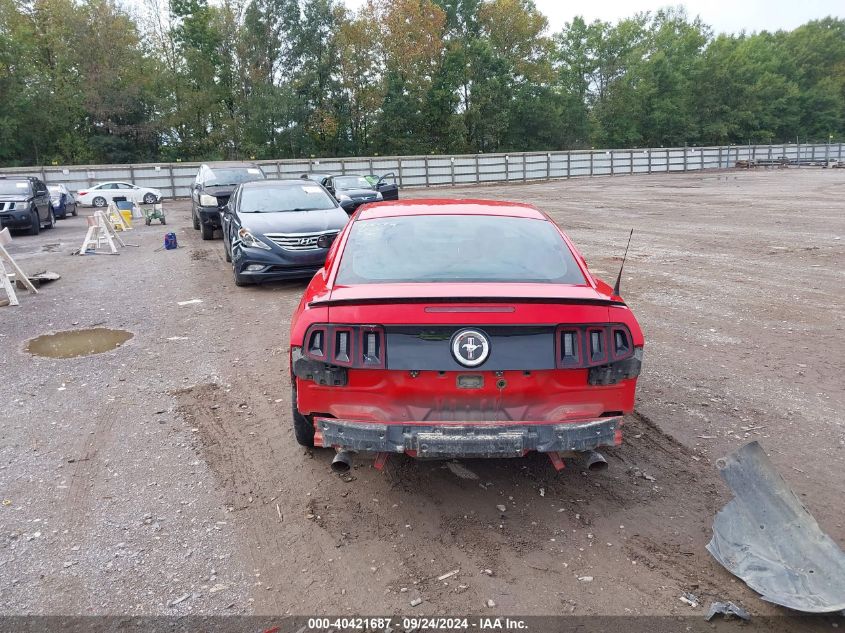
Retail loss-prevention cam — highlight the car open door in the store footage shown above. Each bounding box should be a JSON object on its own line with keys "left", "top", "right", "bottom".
{"left": 34, "top": 180, "right": 51, "bottom": 220}
{"left": 375, "top": 173, "right": 399, "bottom": 201}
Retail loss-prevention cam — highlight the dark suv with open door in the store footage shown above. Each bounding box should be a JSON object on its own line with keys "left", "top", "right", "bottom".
{"left": 191, "top": 162, "right": 266, "bottom": 240}
{"left": 303, "top": 173, "right": 399, "bottom": 213}
{"left": 0, "top": 176, "right": 55, "bottom": 235}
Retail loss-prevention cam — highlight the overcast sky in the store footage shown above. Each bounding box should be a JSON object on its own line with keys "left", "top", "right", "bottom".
{"left": 344, "top": 0, "right": 844, "bottom": 35}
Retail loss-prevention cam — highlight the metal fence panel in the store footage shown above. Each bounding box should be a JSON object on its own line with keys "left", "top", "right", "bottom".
{"left": 0, "top": 142, "right": 840, "bottom": 199}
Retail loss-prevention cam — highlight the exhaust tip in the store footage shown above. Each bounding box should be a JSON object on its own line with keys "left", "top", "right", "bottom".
{"left": 583, "top": 450, "right": 608, "bottom": 472}
{"left": 331, "top": 450, "right": 353, "bottom": 474}
{"left": 588, "top": 458, "right": 609, "bottom": 472}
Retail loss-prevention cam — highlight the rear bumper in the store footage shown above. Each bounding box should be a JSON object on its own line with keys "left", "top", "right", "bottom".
{"left": 314, "top": 415, "right": 622, "bottom": 458}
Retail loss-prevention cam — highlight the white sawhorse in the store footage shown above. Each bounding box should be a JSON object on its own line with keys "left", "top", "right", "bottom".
{"left": 0, "top": 228, "right": 38, "bottom": 306}
{"left": 79, "top": 210, "right": 125, "bottom": 255}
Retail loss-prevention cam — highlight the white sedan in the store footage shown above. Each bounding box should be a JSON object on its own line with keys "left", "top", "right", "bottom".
{"left": 76, "top": 182, "right": 163, "bottom": 207}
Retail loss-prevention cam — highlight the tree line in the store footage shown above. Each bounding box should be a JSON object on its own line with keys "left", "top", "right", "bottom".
{"left": 1, "top": 0, "right": 843, "bottom": 167}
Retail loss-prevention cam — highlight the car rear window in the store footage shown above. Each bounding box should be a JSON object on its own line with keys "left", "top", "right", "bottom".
{"left": 335, "top": 214, "right": 587, "bottom": 284}
{"left": 334, "top": 176, "right": 372, "bottom": 189}
{"left": 239, "top": 184, "right": 337, "bottom": 213}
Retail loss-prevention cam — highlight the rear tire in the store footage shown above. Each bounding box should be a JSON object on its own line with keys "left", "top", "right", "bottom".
{"left": 92, "top": 196, "right": 106, "bottom": 208}
{"left": 201, "top": 222, "right": 213, "bottom": 240}
{"left": 192, "top": 206, "right": 199, "bottom": 230}
{"left": 71, "top": 204, "right": 78, "bottom": 217}
{"left": 291, "top": 383, "right": 315, "bottom": 447}
{"left": 224, "top": 243, "right": 231, "bottom": 262}
{"left": 45, "top": 206, "right": 55, "bottom": 229}
{"left": 27, "top": 208, "right": 40, "bottom": 235}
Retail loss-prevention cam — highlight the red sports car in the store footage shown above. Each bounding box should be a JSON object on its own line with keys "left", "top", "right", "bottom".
{"left": 289, "top": 199, "right": 644, "bottom": 472}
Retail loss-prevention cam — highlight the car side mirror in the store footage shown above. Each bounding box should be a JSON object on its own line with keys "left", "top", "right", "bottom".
{"left": 339, "top": 199, "right": 355, "bottom": 213}
{"left": 317, "top": 234, "right": 337, "bottom": 249}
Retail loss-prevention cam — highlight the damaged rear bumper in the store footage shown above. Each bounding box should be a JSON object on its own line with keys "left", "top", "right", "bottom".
{"left": 313, "top": 416, "right": 623, "bottom": 458}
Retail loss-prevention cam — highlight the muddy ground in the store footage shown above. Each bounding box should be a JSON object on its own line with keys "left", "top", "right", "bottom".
{"left": 0, "top": 169, "right": 843, "bottom": 626}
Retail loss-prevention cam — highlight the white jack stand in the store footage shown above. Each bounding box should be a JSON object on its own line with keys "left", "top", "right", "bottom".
{"left": 79, "top": 210, "right": 125, "bottom": 255}
{"left": 0, "top": 228, "right": 38, "bottom": 306}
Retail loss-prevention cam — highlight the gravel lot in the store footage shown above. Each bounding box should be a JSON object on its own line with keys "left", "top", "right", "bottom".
{"left": 0, "top": 169, "right": 843, "bottom": 626}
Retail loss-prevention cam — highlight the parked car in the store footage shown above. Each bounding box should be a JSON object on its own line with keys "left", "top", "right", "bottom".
{"left": 0, "top": 176, "right": 55, "bottom": 234}
{"left": 302, "top": 173, "right": 391, "bottom": 213}
{"left": 48, "top": 184, "right": 77, "bottom": 219}
{"left": 289, "top": 199, "right": 644, "bottom": 473}
{"left": 192, "top": 162, "right": 266, "bottom": 240}
{"left": 221, "top": 179, "right": 348, "bottom": 286}
{"left": 364, "top": 172, "right": 400, "bottom": 201}
{"left": 76, "top": 182, "right": 162, "bottom": 207}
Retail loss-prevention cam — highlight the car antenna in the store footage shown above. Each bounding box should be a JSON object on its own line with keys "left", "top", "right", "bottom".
{"left": 612, "top": 229, "right": 634, "bottom": 297}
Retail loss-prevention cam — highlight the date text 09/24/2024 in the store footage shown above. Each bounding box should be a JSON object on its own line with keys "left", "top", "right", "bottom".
{"left": 306, "top": 617, "right": 529, "bottom": 630}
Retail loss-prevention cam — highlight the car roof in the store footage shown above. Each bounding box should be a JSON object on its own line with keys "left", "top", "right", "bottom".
{"left": 356, "top": 199, "right": 547, "bottom": 221}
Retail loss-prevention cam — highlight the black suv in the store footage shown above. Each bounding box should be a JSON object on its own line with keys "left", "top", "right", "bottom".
{"left": 302, "top": 173, "right": 399, "bottom": 214}
{"left": 0, "top": 176, "right": 55, "bottom": 235}
{"left": 191, "top": 162, "right": 266, "bottom": 240}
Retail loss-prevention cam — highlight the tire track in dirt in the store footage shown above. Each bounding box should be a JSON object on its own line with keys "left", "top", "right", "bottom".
{"left": 173, "top": 382, "right": 294, "bottom": 612}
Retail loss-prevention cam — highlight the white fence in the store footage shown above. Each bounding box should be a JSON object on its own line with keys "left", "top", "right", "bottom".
{"left": 1, "top": 143, "right": 842, "bottom": 199}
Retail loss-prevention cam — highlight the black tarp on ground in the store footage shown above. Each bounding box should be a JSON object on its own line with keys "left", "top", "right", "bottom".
{"left": 707, "top": 441, "right": 845, "bottom": 613}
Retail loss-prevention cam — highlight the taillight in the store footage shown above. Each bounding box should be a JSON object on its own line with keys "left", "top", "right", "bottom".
{"left": 332, "top": 327, "right": 353, "bottom": 365}
{"left": 360, "top": 326, "right": 384, "bottom": 367}
{"left": 78, "top": 190, "right": 88, "bottom": 196}
{"left": 306, "top": 325, "right": 328, "bottom": 360}
{"left": 558, "top": 329, "right": 581, "bottom": 367}
{"left": 588, "top": 327, "right": 607, "bottom": 364}
{"left": 304, "top": 324, "right": 385, "bottom": 368}
{"left": 556, "top": 324, "right": 634, "bottom": 369}
{"left": 611, "top": 327, "right": 631, "bottom": 358}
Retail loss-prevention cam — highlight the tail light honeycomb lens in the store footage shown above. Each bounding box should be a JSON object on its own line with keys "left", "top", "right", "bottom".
{"left": 555, "top": 324, "right": 635, "bottom": 369}
{"left": 304, "top": 324, "right": 385, "bottom": 368}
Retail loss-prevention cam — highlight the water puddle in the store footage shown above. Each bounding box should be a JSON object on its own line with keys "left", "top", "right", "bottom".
{"left": 26, "top": 328, "right": 133, "bottom": 359}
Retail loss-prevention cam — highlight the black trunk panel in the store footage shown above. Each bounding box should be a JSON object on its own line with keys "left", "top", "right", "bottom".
{"left": 385, "top": 325, "right": 556, "bottom": 371}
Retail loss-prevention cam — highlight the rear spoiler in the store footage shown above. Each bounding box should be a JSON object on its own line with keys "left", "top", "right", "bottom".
{"left": 309, "top": 296, "right": 627, "bottom": 308}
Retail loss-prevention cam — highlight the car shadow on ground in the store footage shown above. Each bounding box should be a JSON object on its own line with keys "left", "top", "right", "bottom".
{"left": 239, "top": 278, "right": 312, "bottom": 292}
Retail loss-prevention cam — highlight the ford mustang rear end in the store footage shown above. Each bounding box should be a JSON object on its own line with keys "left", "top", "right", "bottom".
{"left": 289, "top": 200, "right": 643, "bottom": 471}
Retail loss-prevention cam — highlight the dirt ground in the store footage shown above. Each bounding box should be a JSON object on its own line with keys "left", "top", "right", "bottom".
{"left": 0, "top": 169, "right": 843, "bottom": 625}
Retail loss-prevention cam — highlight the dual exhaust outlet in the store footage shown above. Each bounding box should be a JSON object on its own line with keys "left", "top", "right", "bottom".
{"left": 330, "top": 449, "right": 608, "bottom": 474}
